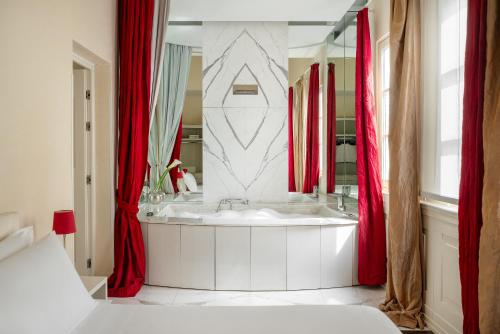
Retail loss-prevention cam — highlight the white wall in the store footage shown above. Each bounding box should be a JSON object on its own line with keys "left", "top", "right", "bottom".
{"left": 288, "top": 58, "right": 314, "bottom": 84}
{"left": 202, "top": 22, "right": 289, "bottom": 202}
{"left": 0, "top": 0, "right": 116, "bottom": 275}
{"left": 73, "top": 0, "right": 117, "bottom": 276}
{"left": 371, "top": 0, "right": 390, "bottom": 42}
{"left": 182, "top": 55, "right": 202, "bottom": 125}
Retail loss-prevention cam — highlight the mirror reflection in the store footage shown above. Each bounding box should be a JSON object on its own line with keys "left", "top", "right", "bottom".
{"left": 326, "top": 12, "right": 358, "bottom": 203}
{"left": 143, "top": 18, "right": 360, "bottom": 211}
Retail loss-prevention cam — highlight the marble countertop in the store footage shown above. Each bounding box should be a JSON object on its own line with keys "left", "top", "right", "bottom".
{"left": 138, "top": 198, "right": 358, "bottom": 227}
{"left": 138, "top": 215, "right": 358, "bottom": 227}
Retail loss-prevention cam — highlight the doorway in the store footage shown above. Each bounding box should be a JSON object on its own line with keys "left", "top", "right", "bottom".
{"left": 73, "top": 57, "right": 96, "bottom": 275}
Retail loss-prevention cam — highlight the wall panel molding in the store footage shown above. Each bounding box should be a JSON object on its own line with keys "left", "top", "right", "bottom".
{"left": 422, "top": 201, "right": 462, "bottom": 334}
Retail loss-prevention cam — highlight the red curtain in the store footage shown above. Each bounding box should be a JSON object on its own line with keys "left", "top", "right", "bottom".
{"left": 355, "top": 8, "right": 386, "bottom": 285}
{"left": 288, "top": 87, "right": 296, "bottom": 192}
{"left": 169, "top": 117, "right": 183, "bottom": 193}
{"left": 108, "top": 0, "right": 154, "bottom": 297}
{"left": 303, "top": 63, "right": 320, "bottom": 193}
{"left": 326, "top": 63, "right": 336, "bottom": 193}
{"left": 458, "top": 0, "right": 487, "bottom": 332}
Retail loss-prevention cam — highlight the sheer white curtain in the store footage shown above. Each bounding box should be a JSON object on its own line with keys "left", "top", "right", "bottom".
{"left": 148, "top": 43, "right": 192, "bottom": 193}
{"left": 149, "top": 0, "right": 170, "bottom": 122}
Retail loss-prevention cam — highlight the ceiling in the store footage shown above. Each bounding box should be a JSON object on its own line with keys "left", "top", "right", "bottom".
{"left": 166, "top": 0, "right": 357, "bottom": 55}
{"left": 327, "top": 24, "right": 357, "bottom": 58}
{"left": 169, "top": 0, "right": 354, "bottom": 22}
{"left": 166, "top": 25, "right": 336, "bottom": 52}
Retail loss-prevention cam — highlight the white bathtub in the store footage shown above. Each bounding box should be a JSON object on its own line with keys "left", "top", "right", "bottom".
{"left": 156, "top": 203, "right": 356, "bottom": 225}
{"left": 139, "top": 203, "right": 358, "bottom": 291}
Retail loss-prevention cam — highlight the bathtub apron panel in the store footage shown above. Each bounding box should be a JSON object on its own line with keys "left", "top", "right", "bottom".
{"left": 215, "top": 227, "right": 251, "bottom": 290}
{"left": 251, "top": 227, "right": 287, "bottom": 290}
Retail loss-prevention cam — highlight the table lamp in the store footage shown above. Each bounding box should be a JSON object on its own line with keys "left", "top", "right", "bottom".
{"left": 52, "top": 210, "right": 76, "bottom": 247}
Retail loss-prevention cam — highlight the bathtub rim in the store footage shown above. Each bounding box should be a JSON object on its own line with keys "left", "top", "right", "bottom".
{"left": 138, "top": 215, "right": 358, "bottom": 227}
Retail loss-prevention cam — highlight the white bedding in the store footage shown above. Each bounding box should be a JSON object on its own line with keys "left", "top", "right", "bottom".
{"left": 1, "top": 212, "right": 399, "bottom": 334}
{"left": 71, "top": 302, "right": 400, "bottom": 334}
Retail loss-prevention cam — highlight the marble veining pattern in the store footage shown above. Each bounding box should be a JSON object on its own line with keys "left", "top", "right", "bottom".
{"left": 202, "top": 22, "right": 288, "bottom": 202}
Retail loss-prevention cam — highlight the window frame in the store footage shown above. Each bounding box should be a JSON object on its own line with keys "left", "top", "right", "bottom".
{"left": 420, "top": 0, "right": 467, "bottom": 206}
{"left": 376, "top": 34, "right": 390, "bottom": 192}
{"left": 434, "top": 0, "right": 466, "bottom": 200}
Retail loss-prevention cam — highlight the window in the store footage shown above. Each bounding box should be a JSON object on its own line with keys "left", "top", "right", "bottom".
{"left": 420, "top": 0, "right": 467, "bottom": 203}
{"left": 436, "top": 0, "right": 466, "bottom": 198}
{"left": 377, "top": 37, "right": 390, "bottom": 187}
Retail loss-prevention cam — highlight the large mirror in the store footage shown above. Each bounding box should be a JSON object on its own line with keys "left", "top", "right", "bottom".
{"left": 327, "top": 12, "right": 357, "bottom": 190}
{"left": 144, "top": 16, "right": 360, "bottom": 206}
{"left": 179, "top": 55, "right": 203, "bottom": 192}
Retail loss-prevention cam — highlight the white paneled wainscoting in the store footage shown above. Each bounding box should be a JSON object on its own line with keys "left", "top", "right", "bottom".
{"left": 141, "top": 222, "right": 358, "bottom": 291}
{"left": 422, "top": 202, "right": 462, "bottom": 334}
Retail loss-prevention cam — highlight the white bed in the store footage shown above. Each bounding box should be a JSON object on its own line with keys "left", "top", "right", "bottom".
{"left": 0, "top": 212, "right": 400, "bottom": 334}
{"left": 71, "top": 303, "right": 399, "bottom": 334}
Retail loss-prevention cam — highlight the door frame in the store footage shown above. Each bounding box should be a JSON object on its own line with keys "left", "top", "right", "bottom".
{"left": 72, "top": 53, "right": 96, "bottom": 275}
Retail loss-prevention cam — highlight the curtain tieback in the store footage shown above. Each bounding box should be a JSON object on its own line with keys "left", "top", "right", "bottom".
{"left": 116, "top": 197, "right": 139, "bottom": 215}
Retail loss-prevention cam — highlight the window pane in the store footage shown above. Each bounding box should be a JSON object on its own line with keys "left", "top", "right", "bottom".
{"left": 440, "top": 153, "right": 460, "bottom": 198}
{"left": 382, "top": 47, "right": 390, "bottom": 90}
{"left": 382, "top": 136, "right": 389, "bottom": 181}
{"left": 379, "top": 42, "right": 390, "bottom": 183}
{"left": 440, "top": 0, "right": 460, "bottom": 74}
{"left": 436, "top": 0, "right": 466, "bottom": 199}
{"left": 459, "top": 2, "right": 467, "bottom": 67}
{"left": 382, "top": 91, "right": 390, "bottom": 136}
{"left": 440, "top": 84, "right": 459, "bottom": 142}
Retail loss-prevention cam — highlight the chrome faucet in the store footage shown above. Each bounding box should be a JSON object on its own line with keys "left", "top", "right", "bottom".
{"left": 334, "top": 186, "right": 351, "bottom": 212}
{"left": 337, "top": 194, "right": 346, "bottom": 211}
{"left": 216, "top": 198, "right": 249, "bottom": 212}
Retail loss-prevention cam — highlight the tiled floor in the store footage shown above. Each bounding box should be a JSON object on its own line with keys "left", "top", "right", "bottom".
{"left": 111, "top": 286, "right": 434, "bottom": 333}
{"left": 111, "top": 285, "right": 386, "bottom": 307}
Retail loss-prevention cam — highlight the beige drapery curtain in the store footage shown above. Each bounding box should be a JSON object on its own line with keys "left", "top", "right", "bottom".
{"left": 292, "top": 70, "right": 310, "bottom": 193}
{"left": 300, "top": 70, "right": 310, "bottom": 188}
{"left": 478, "top": 0, "right": 500, "bottom": 332}
{"left": 380, "top": 0, "right": 424, "bottom": 329}
{"left": 293, "top": 78, "right": 305, "bottom": 192}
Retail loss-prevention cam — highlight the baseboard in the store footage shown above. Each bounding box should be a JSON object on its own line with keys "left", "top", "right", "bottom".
{"left": 424, "top": 304, "right": 462, "bottom": 334}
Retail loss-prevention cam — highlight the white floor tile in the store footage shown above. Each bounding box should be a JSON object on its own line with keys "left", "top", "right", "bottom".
{"left": 254, "top": 290, "right": 325, "bottom": 305}
{"left": 136, "top": 285, "right": 178, "bottom": 305}
{"left": 110, "top": 297, "right": 143, "bottom": 305}
{"left": 321, "top": 287, "right": 364, "bottom": 305}
{"left": 204, "top": 294, "right": 292, "bottom": 306}
{"left": 173, "top": 289, "right": 247, "bottom": 306}
{"left": 355, "top": 286, "right": 385, "bottom": 306}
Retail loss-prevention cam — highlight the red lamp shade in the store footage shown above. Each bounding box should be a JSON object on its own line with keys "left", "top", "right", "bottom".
{"left": 52, "top": 210, "right": 76, "bottom": 235}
